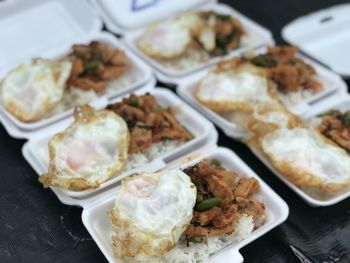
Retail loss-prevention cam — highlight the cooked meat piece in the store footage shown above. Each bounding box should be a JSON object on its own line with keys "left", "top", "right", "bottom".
{"left": 195, "top": 162, "right": 233, "bottom": 202}
{"left": 250, "top": 45, "right": 323, "bottom": 93}
{"left": 319, "top": 113, "right": 350, "bottom": 151}
{"left": 184, "top": 160, "right": 265, "bottom": 242}
{"left": 72, "top": 44, "right": 91, "bottom": 57}
{"left": 205, "top": 174, "right": 233, "bottom": 203}
{"left": 215, "top": 20, "right": 233, "bottom": 37}
{"left": 162, "top": 110, "right": 192, "bottom": 140}
{"left": 115, "top": 104, "right": 145, "bottom": 125}
{"left": 140, "top": 95, "right": 158, "bottom": 112}
{"left": 233, "top": 178, "right": 260, "bottom": 198}
{"left": 110, "top": 50, "right": 128, "bottom": 66}
{"left": 236, "top": 197, "right": 266, "bottom": 224}
{"left": 70, "top": 58, "right": 84, "bottom": 80}
{"left": 152, "top": 128, "right": 191, "bottom": 142}
{"left": 68, "top": 41, "right": 130, "bottom": 92}
{"left": 207, "top": 224, "right": 235, "bottom": 236}
{"left": 212, "top": 204, "right": 238, "bottom": 228}
{"left": 129, "top": 126, "right": 152, "bottom": 153}
{"left": 107, "top": 94, "right": 192, "bottom": 154}
{"left": 70, "top": 78, "right": 105, "bottom": 92}
{"left": 267, "top": 45, "right": 298, "bottom": 64}
{"left": 269, "top": 64, "right": 300, "bottom": 92}
{"left": 186, "top": 224, "right": 235, "bottom": 238}
{"left": 305, "top": 78, "right": 323, "bottom": 93}
{"left": 101, "top": 65, "right": 130, "bottom": 80}
{"left": 193, "top": 207, "right": 221, "bottom": 226}
{"left": 186, "top": 225, "right": 209, "bottom": 237}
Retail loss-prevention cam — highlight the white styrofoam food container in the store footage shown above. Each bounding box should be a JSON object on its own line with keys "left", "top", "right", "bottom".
{"left": 91, "top": 0, "right": 273, "bottom": 84}
{"left": 81, "top": 146, "right": 289, "bottom": 263}
{"left": 0, "top": 0, "right": 154, "bottom": 139}
{"left": 248, "top": 95, "right": 350, "bottom": 207}
{"left": 22, "top": 86, "right": 217, "bottom": 203}
{"left": 89, "top": 0, "right": 215, "bottom": 35}
{"left": 177, "top": 47, "right": 348, "bottom": 140}
{"left": 282, "top": 3, "right": 350, "bottom": 78}
{"left": 250, "top": 145, "right": 350, "bottom": 207}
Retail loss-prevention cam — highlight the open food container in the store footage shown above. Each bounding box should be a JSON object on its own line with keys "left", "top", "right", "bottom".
{"left": 246, "top": 93, "right": 350, "bottom": 207}
{"left": 177, "top": 46, "right": 348, "bottom": 140}
{"left": 22, "top": 86, "right": 217, "bottom": 202}
{"left": 282, "top": 3, "right": 350, "bottom": 78}
{"left": 82, "top": 146, "right": 288, "bottom": 263}
{"left": 21, "top": 82, "right": 288, "bottom": 262}
{"left": 0, "top": 0, "right": 155, "bottom": 139}
{"left": 90, "top": 0, "right": 274, "bottom": 85}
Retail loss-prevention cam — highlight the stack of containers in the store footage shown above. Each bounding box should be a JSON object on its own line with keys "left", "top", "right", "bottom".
{"left": 0, "top": 0, "right": 290, "bottom": 262}
{"left": 6, "top": 0, "right": 350, "bottom": 262}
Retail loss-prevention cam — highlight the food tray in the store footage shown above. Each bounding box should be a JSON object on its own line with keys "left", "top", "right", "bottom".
{"left": 82, "top": 146, "right": 289, "bottom": 263}
{"left": 121, "top": 2, "right": 273, "bottom": 84}
{"left": 0, "top": 0, "right": 154, "bottom": 139}
{"left": 176, "top": 46, "right": 348, "bottom": 140}
{"left": 22, "top": 86, "right": 217, "bottom": 201}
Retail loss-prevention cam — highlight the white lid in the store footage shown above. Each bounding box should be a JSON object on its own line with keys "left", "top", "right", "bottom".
{"left": 90, "top": 0, "right": 215, "bottom": 34}
{"left": 282, "top": 3, "right": 350, "bottom": 77}
{"left": 0, "top": 0, "right": 102, "bottom": 71}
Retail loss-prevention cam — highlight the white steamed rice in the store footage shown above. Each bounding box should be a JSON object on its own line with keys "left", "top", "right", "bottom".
{"left": 276, "top": 89, "right": 314, "bottom": 109}
{"left": 121, "top": 140, "right": 183, "bottom": 172}
{"left": 124, "top": 215, "right": 254, "bottom": 263}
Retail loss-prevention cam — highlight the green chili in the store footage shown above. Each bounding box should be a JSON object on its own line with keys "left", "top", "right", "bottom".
{"left": 195, "top": 197, "right": 221, "bottom": 212}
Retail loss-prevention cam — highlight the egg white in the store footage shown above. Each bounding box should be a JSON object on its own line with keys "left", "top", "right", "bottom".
{"left": 138, "top": 20, "right": 191, "bottom": 59}
{"left": 110, "top": 168, "right": 196, "bottom": 261}
{"left": 261, "top": 128, "right": 350, "bottom": 191}
{"left": 196, "top": 70, "right": 273, "bottom": 112}
{"left": 1, "top": 59, "right": 72, "bottom": 122}
{"left": 40, "top": 105, "right": 129, "bottom": 191}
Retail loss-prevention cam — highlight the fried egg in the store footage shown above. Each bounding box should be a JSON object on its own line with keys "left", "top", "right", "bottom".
{"left": 196, "top": 69, "right": 273, "bottom": 113}
{"left": 110, "top": 169, "right": 196, "bottom": 261}
{"left": 246, "top": 102, "right": 303, "bottom": 141}
{"left": 138, "top": 20, "right": 191, "bottom": 59}
{"left": 39, "top": 105, "right": 129, "bottom": 191}
{"left": 1, "top": 59, "right": 72, "bottom": 122}
{"left": 261, "top": 127, "right": 350, "bottom": 192}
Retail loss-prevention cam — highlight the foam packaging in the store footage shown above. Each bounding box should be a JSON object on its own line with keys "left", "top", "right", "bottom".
{"left": 22, "top": 86, "right": 216, "bottom": 201}
{"left": 91, "top": 0, "right": 274, "bottom": 85}
{"left": 81, "top": 146, "right": 288, "bottom": 263}
{"left": 22, "top": 83, "right": 288, "bottom": 262}
{"left": 282, "top": 3, "right": 350, "bottom": 78}
{"left": 0, "top": 0, "right": 155, "bottom": 139}
{"left": 177, "top": 46, "right": 348, "bottom": 140}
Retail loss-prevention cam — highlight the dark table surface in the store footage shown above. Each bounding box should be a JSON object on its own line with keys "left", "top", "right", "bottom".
{"left": 1, "top": 0, "right": 350, "bottom": 262}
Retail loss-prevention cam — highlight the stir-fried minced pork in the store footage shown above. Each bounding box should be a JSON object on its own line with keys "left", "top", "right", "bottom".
{"left": 183, "top": 160, "right": 266, "bottom": 243}
{"left": 250, "top": 45, "right": 323, "bottom": 93}
{"left": 107, "top": 93, "right": 192, "bottom": 153}
{"left": 319, "top": 110, "right": 350, "bottom": 151}
{"left": 68, "top": 41, "right": 130, "bottom": 92}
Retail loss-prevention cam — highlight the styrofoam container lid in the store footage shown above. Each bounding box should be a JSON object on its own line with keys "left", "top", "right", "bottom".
{"left": 0, "top": 0, "right": 102, "bottom": 73}
{"left": 21, "top": 86, "right": 218, "bottom": 204}
{"left": 81, "top": 146, "right": 289, "bottom": 262}
{"left": 282, "top": 3, "right": 350, "bottom": 78}
{"left": 89, "top": 0, "right": 215, "bottom": 35}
